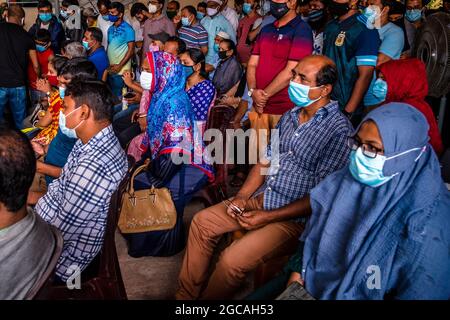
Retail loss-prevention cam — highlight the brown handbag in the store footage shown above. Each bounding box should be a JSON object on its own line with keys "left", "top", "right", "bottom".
{"left": 118, "top": 164, "right": 177, "bottom": 234}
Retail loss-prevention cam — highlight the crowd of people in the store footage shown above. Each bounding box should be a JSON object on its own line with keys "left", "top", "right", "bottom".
{"left": 0, "top": 0, "right": 449, "bottom": 300}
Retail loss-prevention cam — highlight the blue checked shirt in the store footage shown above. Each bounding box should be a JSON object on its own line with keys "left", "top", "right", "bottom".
{"left": 36, "top": 126, "right": 127, "bottom": 281}
{"left": 261, "top": 101, "right": 353, "bottom": 218}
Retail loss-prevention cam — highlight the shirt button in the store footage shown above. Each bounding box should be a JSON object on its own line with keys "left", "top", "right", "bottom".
{"left": 288, "top": 150, "right": 293, "bottom": 155}
{"left": 267, "top": 187, "right": 272, "bottom": 191}
{"left": 295, "top": 133, "right": 299, "bottom": 137}
{"left": 271, "top": 176, "right": 275, "bottom": 180}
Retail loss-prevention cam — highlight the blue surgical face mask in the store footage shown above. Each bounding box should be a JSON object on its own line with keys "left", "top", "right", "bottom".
{"left": 349, "top": 146, "right": 425, "bottom": 187}
{"left": 60, "top": 10, "right": 69, "bottom": 19}
{"left": 183, "top": 65, "right": 194, "bottom": 78}
{"left": 308, "top": 9, "right": 324, "bottom": 22}
{"left": 82, "top": 40, "right": 91, "bottom": 50}
{"left": 39, "top": 13, "right": 52, "bottom": 22}
{"left": 405, "top": 9, "right": 422, "bottom": 22}
{"left": 36, "top": 44, "right": 47, "bottom": 52}
{"left": 196, "top": 12, "right": 205, "bottom": 20}
{"left": 243, "top": 3, "right": 253, "bottom": 15}
{"left": 108, "top": 14, "right": 119, "bottom": 23}
{"left": 213, "top": 43, "right": 220, "bottom": 53}
{"left": 372, "top": 78, "right": 388, "bottom": 103}
{"left": 59, "top": 86, "right": 66, "bottom": 99}
{"left": 363, "top": 5, "right": 381, "bottom": 29}
{"left": 101, "top": 14, "right": 110, "bottom": 21}
{"left": 181, "top": 16, "right": 191, "bottom": 26}
{"left": 288, "top": 81, "right": 323, "bottom": 107}
{"left": 59, "top": 109, "right": 83, "bottom": 139}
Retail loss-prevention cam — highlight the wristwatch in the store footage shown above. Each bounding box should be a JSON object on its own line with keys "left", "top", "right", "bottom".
{"left": 248, "top": 88, "right": 254, "bottom": 97}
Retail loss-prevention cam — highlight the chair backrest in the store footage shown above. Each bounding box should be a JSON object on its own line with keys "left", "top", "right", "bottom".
{"left": 25, "top": 225, "right": 64, "bottom": 300}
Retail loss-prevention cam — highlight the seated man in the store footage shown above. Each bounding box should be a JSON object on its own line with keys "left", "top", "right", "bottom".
{"left": 35, "top": 81, "right": 128, "bottom": 282}
{"left": 0, "top": 125, "right": 56, "bottom": 299}
{"left": 176, "top": 55, "right": 353, "bottom": 300}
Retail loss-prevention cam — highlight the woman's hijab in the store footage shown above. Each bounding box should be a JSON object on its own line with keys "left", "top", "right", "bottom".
{"left": 378, "top": 58, "right": 444, "bottom": 155}
{"left": 301, "top": 102, "right": 449, "bottom": 299}
{"left": 144, "top": 51, "right": 214, "bottom": 180}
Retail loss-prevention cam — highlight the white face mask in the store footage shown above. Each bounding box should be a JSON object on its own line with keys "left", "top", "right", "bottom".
{"left": 148, "top": 4, "right": 158, "bottom": 14}
{"left": 207, "top": 8, "right": 218, "bottom": 17}
{"left": 140, "top": 71, "right": 153, "bottom": 90}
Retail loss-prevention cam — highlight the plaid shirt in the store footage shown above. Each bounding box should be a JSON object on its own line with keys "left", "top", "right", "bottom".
{"left": 36, "top": 125, "right": 127, "bottom": 281}
{"left": 261, "top": 101, "right": 353, "bottom": 217}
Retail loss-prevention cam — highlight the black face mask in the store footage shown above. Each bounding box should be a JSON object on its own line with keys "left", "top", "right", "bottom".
{"left": 218, "top": 50, "right": 228, "bottom": 60}
{"left": 270, "top": 1, "right": 290, "bottom": 19}
{"left": 328, "top": 1, "right": 350, "bottom": 18}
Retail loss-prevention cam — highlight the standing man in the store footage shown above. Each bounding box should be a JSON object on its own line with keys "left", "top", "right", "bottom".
{"left": 107, "top": 2, "right": 135, "bottom": 97}
{"left": 247, "top": 0, "right": 313, "bottom": 141}
{"left": 404, "top": 0, "right": 424, "bottom": 54}
{"left": 322, "top": 0, "right": 380, "bottom": 123}
{"left": 178, "top": 5, "right": 209, "bottom": 54}
{"left": 83, "top": 27, "right": 110, "bottom": 80}
{"left": 221, "top": 0, "right": 240, "bottom": 31}
{"left": 142, "top": 0, "right": 176, "bottom": 57}
{"left": 0, "top": 5, "right": 40, "bottom": 129}
{"left": 201, "top": 0, "right": 236, "bottom": 68}
{"left": 96, "top": 0, "right": 113, "bottom": 49}
{"left": 29, "top": 0, "right": 65, "bottom": 54}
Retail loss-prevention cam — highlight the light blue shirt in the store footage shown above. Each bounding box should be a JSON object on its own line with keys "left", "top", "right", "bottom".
{"left": 364, "top": 22, "right": 404, "bottom": 106}
{"left": 200, "top": 14, "right": 237, "bottom": 65}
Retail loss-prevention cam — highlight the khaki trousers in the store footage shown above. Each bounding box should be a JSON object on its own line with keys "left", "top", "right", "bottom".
{"left": 176, "top": 196, "right": 302, "bottom": 300}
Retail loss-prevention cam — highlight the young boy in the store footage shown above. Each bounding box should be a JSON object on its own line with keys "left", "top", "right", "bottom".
{"left": 28, "top": 29, "right": 54, "bottom": 106}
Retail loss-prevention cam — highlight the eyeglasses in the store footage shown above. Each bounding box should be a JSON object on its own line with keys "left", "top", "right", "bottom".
{"left": 347, "top": 136, "right": 383, "bottom": 158}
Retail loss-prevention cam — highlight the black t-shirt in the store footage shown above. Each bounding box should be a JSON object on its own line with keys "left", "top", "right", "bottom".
{"left": 0, "top": 22, "right": 35, "bottom": 88}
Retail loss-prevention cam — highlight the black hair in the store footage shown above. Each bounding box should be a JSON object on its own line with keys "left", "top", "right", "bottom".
{"left": 381, "top": 0, "right": 397, "bottom": 8}
{"left": 97, "top": 0, "right": 111, "bottom": 9}
{"left": 65, "top": 81, "right": 116, "bottom": 122}
{"left": 167, "top": 36, "right": 187, "bottom": 54}
{"left": 197, "top": 2, "right": 207, "bottom": 9}
{"left": 62, "top": 0, "right": 79, "bottom": 8}
{"left": 51, "top": 56, "right": 69, "bottom": 75}
{"left": 186, "top": 48, "right": 208, "bottom": 79}
{"left": 86, "top": 26, "right": 103, "bottom": 43}
{"left": 316, "top": 63, "right": 338, "bottom": 87}
{"left": 221, "top": 39, "right": 236, "bottom": 55}
{"left": 7, "top": 4, "right": 25, "bottom": 19}
{"left": 37, "top": 0, "right": 52, "bottom": 10}
{"left": 169, "top": 0, "right": 180, "bottom": 10}
{"left": 131, "top": 2, "right": 149, "bottom": 17}
{"left": 60, "top": 58, "right": 98, "bottom": 82}
{"left": 0, "top": 125, "right": 36, "bottom": 212}
{"left": 156, "top": 0, "right": 166, "bottom": 5}
{"left": 183, "top": 5, "right": 197, "bottom": 17}
{"left": 110, "top": 1, "right": 125, "bottom": 14}
{"left": 35, "top": 28, "right": 51, "bottom": 43}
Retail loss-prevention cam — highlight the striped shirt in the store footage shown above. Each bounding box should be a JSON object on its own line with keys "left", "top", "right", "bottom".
{"left": 178, "top": 22, "right": 209, "bottom": 50}
{"left": 260, "top": 101, "right": 353, "bottom": 219}
{"left": 36, "top": 125, "right": 127, "bottom": 281}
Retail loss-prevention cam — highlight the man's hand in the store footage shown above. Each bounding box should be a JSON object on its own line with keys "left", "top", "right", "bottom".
{"left": 31, "top": 142, "right": 45, "bottom": 156}
{"left": 236, "top": 210, "right": 270, "bottom": 230}
{"left": 226, "top": 195, "right": 248, "bottom": 218}
{"left": 173, "top": 14, "right": 181, "bottom": 24}
{"left": 287, "top": 272, "right": 304, "bottom": 287}
{"left": 122, "top": 70, "right": 134, "bottom": 87}
{"left": 252, "top": 89, "right": 268, "bottom": 111}
{"left": 109, "top": 64, "right": 122, "bottom": 74}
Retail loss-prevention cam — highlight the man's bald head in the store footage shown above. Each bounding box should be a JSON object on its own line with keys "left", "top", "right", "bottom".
{"left": 294, "top": 55, "right": 337, "bottom": 86}
{"left": 7, "top": 4, "right": 25, "bottom": 20}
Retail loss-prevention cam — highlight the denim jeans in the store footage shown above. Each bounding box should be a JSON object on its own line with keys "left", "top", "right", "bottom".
{"left": 0, "top": 86, "right": 27, "bottom": 129}
{"left": 113, "top": 103, "right": 139, "bottom": 122}
{"left": 108, "top": 74, "right": 125, "bottom": 98}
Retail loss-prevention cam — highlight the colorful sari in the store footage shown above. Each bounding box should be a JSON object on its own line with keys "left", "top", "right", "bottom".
{"left": 31, "top": 90, "right": 62, "bottom": 146}
{"left": 143, "top": 51, "right": 214, "bottom": 181}
{"left": 187, "top": 79, "right": 216, "bottom": 137}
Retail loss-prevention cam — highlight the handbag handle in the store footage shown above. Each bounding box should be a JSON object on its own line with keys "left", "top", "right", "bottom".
{"left": 128, "top": 164, "right": 149, "bottom": 195}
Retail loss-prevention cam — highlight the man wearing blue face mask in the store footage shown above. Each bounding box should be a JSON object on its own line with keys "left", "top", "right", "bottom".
{"left": 29, "top": 0, "right": 65, "bottom": 54}
{"left": 33, "top": 81, "right": 127, "bottom": 284}
{"left": 178, "top": 5, "right": 209, "bottom": 54}
{"left": 96, "top": 0, "right": 113, "bottom": 49}
{"left": 404, "top": 0, "right": 425, "bottom": 54}
{"left": 176, "top": 55, "right": 352, "bottom": 300}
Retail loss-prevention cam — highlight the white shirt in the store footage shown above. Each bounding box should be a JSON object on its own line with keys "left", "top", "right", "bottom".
{"left": 97, "top": 15, "right": 113, "bottom": 49}
{"left": 221, "top": 6, "right": 239, "bottom": 32}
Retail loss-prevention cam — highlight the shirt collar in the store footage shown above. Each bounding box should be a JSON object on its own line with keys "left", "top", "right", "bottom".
{"left": 289, "top": 100, "right": 339, "bottom": 124}
{"left": 75, "top": 125, "right": 114, "bottom": 154}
